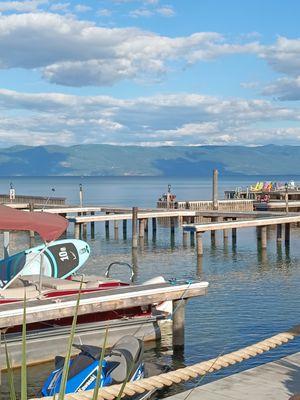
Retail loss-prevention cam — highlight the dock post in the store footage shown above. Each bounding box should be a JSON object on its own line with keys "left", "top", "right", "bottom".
{"left": 132, "top": 207, "right": 138, "bottom": 248}
{"left": 114, "top": 220, "right": 119, "bottom": 240}
{"left": 74, "top": 223, "right": 80, "bottom": 239}
{"left": 172, "top": 299, "right": 186, "bottom": 349}
{"left": 285, "top": 223, "right": 290, "bottom": 245}
{"left": 144, "top": 219, "right": 149, "bottom": 233}
{"left": 211, "top": 217, "right": 218, "bottom": 242}
{"left": 212, "top": 169, "right": 219, "bottom": 210}
{"left": 123, "top": 219, "right": 127, "bottom": 239}
{"left": 223, "top": 218, "right": 229, "bottom": 240}
{"left": 276, "top": 224, "right": 282, "bottom": 242}
{"left": 183, "top": 230, "right": 188, "bottom": 247}
{"left": 232, "top": 218, "right": 237, "bottom": 244}
{"left": 105, "top": 213, "right": 109, "bottom": 239}
{"left": 90, "top": 212, "right": 95, "bottom": 239}
{"left": 261, "top": 226, "right": 267, "bottom": 249}
{"left": 82, "top": 212, "right": 87, "bottom": 239}
{"left": 196, "top": 231, "right": 203, "bottom": 256}
{"left": 152, "top": 218, "right": 157, "bottom": 234}
{"left": 139, "top": 219, "right": 145, "bottom": 239}
{"left": 170, "top": 217, "right": 175, "bottom": 236}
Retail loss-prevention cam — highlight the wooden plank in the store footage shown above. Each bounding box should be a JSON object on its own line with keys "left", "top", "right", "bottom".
{"left": 183, "top": 215, "right": 300, "bottom": 232}
{"left": 0, "top": 281, "right": 208, "bottom": 329}
{"left": 166, "top": 352, "right": 300, "bottom": 400}
{"left": 68, "top": 210, "right": 197, "bottom": 223}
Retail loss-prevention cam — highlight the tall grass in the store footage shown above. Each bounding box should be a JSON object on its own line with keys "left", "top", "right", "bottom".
{"left": 4, "top": 279, "right": 130, "bottom": 400}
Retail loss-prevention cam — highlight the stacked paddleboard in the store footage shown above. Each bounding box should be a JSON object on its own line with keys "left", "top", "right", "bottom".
{"left": 0, "top": 239, "right": 90, "bottom": 288}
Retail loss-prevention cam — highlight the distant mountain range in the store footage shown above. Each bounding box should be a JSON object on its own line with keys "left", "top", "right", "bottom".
{"left": 0, "top": 144, "right": 299, "bottom": 176}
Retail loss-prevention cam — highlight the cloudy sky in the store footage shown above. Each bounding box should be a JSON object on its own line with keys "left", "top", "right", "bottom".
{"left": 0, "top": 0, "right": 300, "bottom": 147}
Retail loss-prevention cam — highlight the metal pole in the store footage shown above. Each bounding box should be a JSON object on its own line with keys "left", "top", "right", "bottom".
{"left": 212, "top": 169, "right": 218, "bottom": 210}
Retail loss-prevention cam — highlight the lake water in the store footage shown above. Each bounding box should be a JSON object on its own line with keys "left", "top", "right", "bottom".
{"left": 1, "top": 176, "right": 300, "bottom": 398}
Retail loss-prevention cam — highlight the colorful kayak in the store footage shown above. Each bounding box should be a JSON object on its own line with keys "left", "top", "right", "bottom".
{"left": 0, "top": 239, "right": 90, "bottom": 288}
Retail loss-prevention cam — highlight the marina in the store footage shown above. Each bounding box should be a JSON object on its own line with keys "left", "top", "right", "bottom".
{"left": 1, "top": 175, "right": 300, "bottom": 399}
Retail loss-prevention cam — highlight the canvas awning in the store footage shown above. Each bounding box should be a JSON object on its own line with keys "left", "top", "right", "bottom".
{"left": 0, "top": 205, "right": 68, "bottom": 242}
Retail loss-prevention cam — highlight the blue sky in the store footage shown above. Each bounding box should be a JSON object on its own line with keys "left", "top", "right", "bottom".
{"left": 0, "top": 0, "right": 299, "bottom": 146}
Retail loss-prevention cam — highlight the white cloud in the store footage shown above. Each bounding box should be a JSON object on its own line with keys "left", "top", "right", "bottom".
{"left": 157, "top": 6, "right": 175, "bottom": 17}
{"left": 0, "top": 89, "right": 299, "bottom": 146}
{"left": 0, "top": 12, "right": 261, "bottom": 87}
{"left": 74, "top": 4, "right": 92, "bottom": 13}
{"left": 49, "top": 2, "right": 70, "bottom": 12}
{"left": 262, "top": 76, "right": 300, "bottom": 100}
{"left": 259, "top": 36, "right": 300, "bottom": 77}
{"left": 0, "top": 0, "right": 46, "bottom": 12}
{"left": 129, "top": 8, "right": 153, "bottom": 17}
{"left": 97, "top": 8, "right": 112, "bottom": 16}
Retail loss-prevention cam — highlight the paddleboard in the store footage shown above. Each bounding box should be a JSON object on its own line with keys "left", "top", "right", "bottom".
{"left": 0, "top": 239, "right": 90, "bottom": 288}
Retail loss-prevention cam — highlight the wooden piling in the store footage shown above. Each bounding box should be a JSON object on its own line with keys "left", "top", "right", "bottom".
{"left": 123, "top": 219, "right": 127, "bottom": 239}
{"left": 132, "top": 207, "right": 138, "bottom": 248}
{"left": 223, "top": 218, "right": 229, "bottom": 240}
{"left": 139, "top": 219, "right": 145, "bottom": 238}
{"left": 114, "top": 220, "right": 119, "bottom": 240}
{"left": 105, "top": 222, "right": 109, "bottom": 239}
{"left": 183, "top": 230, "right": 188, "bottom": 247}
{"left": 261, "top": 226, "right": 267, "bottom": 248}
{"left": 285, "top": 223, "right": 290, "bottom": 245}
{"left": 82, "top": 212, "right": 87, "bottom": 239}
{"left": 152, "top": 218, "right": 157, "bottom": 234}
{"left": 170, "top": 217, "right": 175, "bottom": 236}
{"left": 144, "top": 219, "right": 149, "bottom": 233}
{"left": 276, "top": 224, "right": 282, "bottom": 242}
{"left": 196, "top": 231, "right": 203, "bottom": 256}
{"left": 90, "top": 211, "right": 95, "bottom": 239}
{"left": 74, "top": 223, "right": 80, "bottom": 239}
{"left": 172, "top": 299, "right": 186, "bottom": 349}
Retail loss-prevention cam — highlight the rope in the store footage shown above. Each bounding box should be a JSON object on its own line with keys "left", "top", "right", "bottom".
{"left": 35, "top": 324, "right": 300, "bottom": 400}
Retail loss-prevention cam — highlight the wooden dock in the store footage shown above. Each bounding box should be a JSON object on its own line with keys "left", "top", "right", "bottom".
{"left": 166, "top": 351, "right": 300, "bottom": 400}
{"left": 183, "top": 214, "right": 300, "bottom": 256}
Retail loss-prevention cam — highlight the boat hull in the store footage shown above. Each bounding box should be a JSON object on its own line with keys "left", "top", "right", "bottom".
{"left": 1, "top": 315, "right": 162, "bottom": 368}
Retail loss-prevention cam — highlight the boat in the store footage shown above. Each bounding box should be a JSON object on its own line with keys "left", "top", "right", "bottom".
{"left": 41, "top": 335, "right": 155, "bottom": 399}
{"left": 0, "top": 205, "right": 169, "bottom": 367}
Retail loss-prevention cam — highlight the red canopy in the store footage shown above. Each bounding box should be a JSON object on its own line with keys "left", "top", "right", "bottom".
{"left": 0, "top": 205, "right": 68, "bottom": 242}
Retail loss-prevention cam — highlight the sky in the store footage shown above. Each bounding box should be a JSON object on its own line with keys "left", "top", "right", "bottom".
{"left": 0, "top": 0, "right": 300, "bottom": 147}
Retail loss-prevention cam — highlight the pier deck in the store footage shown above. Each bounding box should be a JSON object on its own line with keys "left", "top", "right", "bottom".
{"left": 183, "top": 214, "right": 300, "bottom": 232}
{"left": 0, "top": 281, "right": 208, "bottom": 329}
{"left": 167, "top": 351, "right": 300, "bottom": 400}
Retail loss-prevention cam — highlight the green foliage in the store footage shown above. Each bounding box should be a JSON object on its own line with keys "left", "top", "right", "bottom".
{"left": 4, "top": 335, "right": 16, "bottom": 400}
{"left": 92, "top": 326, "right": 109, "bottom": 400}
{"left": 58, "top": 279, "right": 83, "bottom": 400}
{"left": 21, "top": 294, "right": 27, "bottom": 400}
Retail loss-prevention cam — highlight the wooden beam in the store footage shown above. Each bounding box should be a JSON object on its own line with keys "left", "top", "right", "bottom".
{"left": 183, "top": 215, "right": 300, "bottom": 232}
{"left": 0, "top": 282, "right": 208, "bottom": 329}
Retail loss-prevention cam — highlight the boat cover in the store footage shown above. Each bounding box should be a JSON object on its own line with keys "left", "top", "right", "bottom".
{"left": 0, "top": 205, "right": 68, "bottom": 242}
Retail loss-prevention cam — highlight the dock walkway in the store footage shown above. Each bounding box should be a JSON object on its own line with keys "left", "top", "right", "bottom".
{"left": 167, "top": 352, "right": 300, "bottom": 400}
{"left": 184, "top": 214, "right": 300, "bottom": 256}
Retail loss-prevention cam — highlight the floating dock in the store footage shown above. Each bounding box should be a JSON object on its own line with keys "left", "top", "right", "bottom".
{"left": 166, "top": 351, "right": 300, "bottom": 400}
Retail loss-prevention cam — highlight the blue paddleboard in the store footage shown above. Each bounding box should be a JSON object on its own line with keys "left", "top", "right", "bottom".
{"left": 0, "top": 239, "right": 90, "bottom": 288}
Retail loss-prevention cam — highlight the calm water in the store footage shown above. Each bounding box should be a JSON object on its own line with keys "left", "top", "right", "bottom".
{"left": 1, "top": 176, "right": 300, "bottom": 398}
